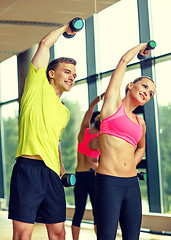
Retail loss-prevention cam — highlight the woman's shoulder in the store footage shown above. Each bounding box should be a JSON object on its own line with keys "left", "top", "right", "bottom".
{"left": 101, "top": 99, "right": 122, "bottom": 120}
{"left": 138, "top": 116, "right": 145, "bottom": 124}
{"left": 138, "top": 116, "right": 146, "bottom": 131}
{"left": 78, "top": 127, "right": 89, "bottom": 142}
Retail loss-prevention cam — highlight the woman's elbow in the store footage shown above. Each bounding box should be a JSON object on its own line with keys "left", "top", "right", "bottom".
{"left": 120, "top": 56, "right": 128, "bottom": 66}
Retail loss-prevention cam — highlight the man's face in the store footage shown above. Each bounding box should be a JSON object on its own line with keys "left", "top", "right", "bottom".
{"left": 50, "top": 62, "right": 77, "bottom": 95}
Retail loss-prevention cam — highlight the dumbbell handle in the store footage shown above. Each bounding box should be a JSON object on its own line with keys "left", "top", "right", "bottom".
{"left": 63, "top": 17, "right": 84, "bottom": 38}
{"left": 137, "top": 40, "right": 156, "bottom": 60}
{"left": 137, "top": 171, "right": 146, "bottom": 181}
{"left": 61, "top": 173, "right": 76, "bottom": 187}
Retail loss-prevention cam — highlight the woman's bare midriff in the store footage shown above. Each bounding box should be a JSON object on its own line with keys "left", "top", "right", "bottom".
{"left": 76, "top": 152, "right": 98, "bottom": 172}
{"left": 97, "top": 134, "right": 137, "bottom": 177}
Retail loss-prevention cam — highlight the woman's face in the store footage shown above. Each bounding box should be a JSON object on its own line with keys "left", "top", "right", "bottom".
{"left": 129, "top": 78, "right": 156, "bottom": 105}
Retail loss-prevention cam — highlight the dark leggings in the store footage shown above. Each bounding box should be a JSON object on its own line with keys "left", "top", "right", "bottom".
{"left": 95, "top": 173, "right": 142, "bottom": 240}
{"left": 72, "top": 171, "right": 96, "bottom": 227}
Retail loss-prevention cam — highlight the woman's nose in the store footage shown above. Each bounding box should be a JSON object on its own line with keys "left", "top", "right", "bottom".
{"left": 143, "top": 90, "right": 147, "bottom": 96}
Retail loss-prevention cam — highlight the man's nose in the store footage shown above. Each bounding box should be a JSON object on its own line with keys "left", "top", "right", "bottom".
{"left": 69, "top": 74, "right": 75, "bottom": 81}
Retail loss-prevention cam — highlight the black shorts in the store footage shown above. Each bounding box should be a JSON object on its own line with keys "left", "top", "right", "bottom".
{"left": 8, "top": 157, "right": 66, "bottom": 224}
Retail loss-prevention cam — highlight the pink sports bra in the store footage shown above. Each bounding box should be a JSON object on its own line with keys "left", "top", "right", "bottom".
{"left": 77, "top": 128, "right": 100, "bottom": 159}
{"left": 100, "top": 103, "right": 142, "bottom": 147}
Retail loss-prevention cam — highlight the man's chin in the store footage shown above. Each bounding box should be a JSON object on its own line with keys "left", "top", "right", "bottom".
{"left": 65, "top": 88, "right": 71, "bottom": 92}
{"left": 66, "top": 86, "right": 74, "bottom": 92}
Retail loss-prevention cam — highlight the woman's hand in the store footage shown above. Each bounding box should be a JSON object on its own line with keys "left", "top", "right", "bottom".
{"left": 138, "top": 43, "right": 152, "bottom": 58}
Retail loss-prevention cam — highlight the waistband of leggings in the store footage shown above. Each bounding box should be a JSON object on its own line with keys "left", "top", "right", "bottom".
{"left": 96, "top": 172, "right": 138, "bottom": 187}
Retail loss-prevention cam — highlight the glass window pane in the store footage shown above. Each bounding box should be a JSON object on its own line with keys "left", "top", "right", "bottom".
{"left": 155, "top": 60, "right": 171, "bottom": 106}
{"left": 149, "top": 0, "right": 171, "bottom": 57}
{"left": 98, "top": 0, "right": 139, "bottom": 72}
{"left": 61, "top": 83, "right": 88, "bottom": 205}
{"left": 62, "top": 83, "right": 88, "bottom": 113}
{"left": 101, "top": 68, "right": 141, "bottom": 99}
{"left": 0, "top": 56, "right": 18, "bottom": 102}
{"left": 139, "top": 169, "right": 149, "bottom": 213}
{"left": 1, "top": 102, "right": 19, "bottom": 203}
{"left": 54, "top": 28, "right": 87, "bottom": 80}
{"left": 155, "top": 59, "right": 171, "bottom": 214}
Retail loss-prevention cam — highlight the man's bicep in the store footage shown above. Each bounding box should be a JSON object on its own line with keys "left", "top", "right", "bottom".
{"left": 32, "top": 41, "right": 50, "bottom": 70}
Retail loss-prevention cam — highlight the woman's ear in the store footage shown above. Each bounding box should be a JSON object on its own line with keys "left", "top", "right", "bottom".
{"left": 127, "top": 82, "right": 134, "bottom": 91}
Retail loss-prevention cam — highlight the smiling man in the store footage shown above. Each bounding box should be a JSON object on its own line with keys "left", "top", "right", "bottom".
{"left": 46, "top": 58, "right": 77, "bottom": 96}
{"left": 8, "top": 20, "right": 77, "bottom": 240}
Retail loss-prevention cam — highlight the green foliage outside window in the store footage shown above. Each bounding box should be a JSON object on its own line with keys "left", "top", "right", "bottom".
{"left": 61, "top": 98, "right": 84, "bottom": 205}
{"left": 3, "top": 102, "right": 171, "bottom": 213}
{"left": 158, "top": 104, "right": 171, "bottom": 213}
{"left": 3, "top": 114, "right": 18, "bottom": 203}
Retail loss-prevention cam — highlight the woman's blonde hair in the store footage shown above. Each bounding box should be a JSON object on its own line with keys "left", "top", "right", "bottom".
{"left": 125, "top": 76, "right": 154, "bottom": 95}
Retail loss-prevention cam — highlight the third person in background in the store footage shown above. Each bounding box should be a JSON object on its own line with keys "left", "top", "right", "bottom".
{"left": 72, "top": 93, "right": 105, "bottom": 240}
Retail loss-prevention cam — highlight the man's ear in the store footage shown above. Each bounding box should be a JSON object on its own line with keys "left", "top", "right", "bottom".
{"left": 48, "top": 70, "right": 54, "bottom": 78}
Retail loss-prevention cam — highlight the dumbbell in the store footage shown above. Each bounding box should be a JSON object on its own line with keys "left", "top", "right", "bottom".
{"left": 137, "top": 40, "right": 156, "bottom": 60}
{"left": 137, "top": 171, "right": 146, "bottom": 181}
{"left": 61, "top": 173, "right": 76, "bottom": 187}
{"left": 63, "top": 17, "right": 84, "bottom": 38}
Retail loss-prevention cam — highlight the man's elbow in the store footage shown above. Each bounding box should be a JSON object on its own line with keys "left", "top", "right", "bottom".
{"left": 39, "top": 38, "right": 49, "bottom": 49}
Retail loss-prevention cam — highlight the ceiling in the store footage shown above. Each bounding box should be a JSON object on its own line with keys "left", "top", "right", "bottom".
{"left": 0, "top": 0, "right": 120, "bottom": 63}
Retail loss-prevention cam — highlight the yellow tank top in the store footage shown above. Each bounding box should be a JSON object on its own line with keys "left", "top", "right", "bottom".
{"left": 15, "top": 63, "right": 70, "bottom": 175}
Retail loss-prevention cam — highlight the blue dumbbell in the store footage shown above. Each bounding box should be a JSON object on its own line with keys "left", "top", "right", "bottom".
{"left": 63, "top": 17, "right": 84, "bottom": 38}
{"left": 61, "top": 173, "right": 76, "bottom": 187}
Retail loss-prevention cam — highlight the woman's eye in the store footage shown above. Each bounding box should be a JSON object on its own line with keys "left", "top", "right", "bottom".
{"left": 142, "top": 84, "right": 147, "bottom": 88}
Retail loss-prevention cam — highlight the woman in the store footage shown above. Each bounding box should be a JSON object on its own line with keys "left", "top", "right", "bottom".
{"left": 72, "top": 93, "right": 104, "bottom": 240}
{"left": 96, "top": 43, "right": 156, "bottom": 240}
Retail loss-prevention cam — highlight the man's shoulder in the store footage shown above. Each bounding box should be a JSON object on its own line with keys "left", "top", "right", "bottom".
{"left": 25, "top": 63, "right": 48, "bottom": 87}
{"left": 28, "top": 62, "right": 47, "bottom": 76}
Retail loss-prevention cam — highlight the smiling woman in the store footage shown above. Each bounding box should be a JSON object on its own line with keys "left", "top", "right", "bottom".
{"left": 96, "top": 43, "right": 156, "bottom": 240}
{"left": 125, "top": 76, "right": 155, "bottom": 96}
{"left": 125, "top": 77, "right": 155, "bottom": 105}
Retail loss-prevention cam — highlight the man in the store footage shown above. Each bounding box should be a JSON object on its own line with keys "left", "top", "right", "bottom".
{"left": 8, "top": 20, "right": 77, "bottom": 240}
